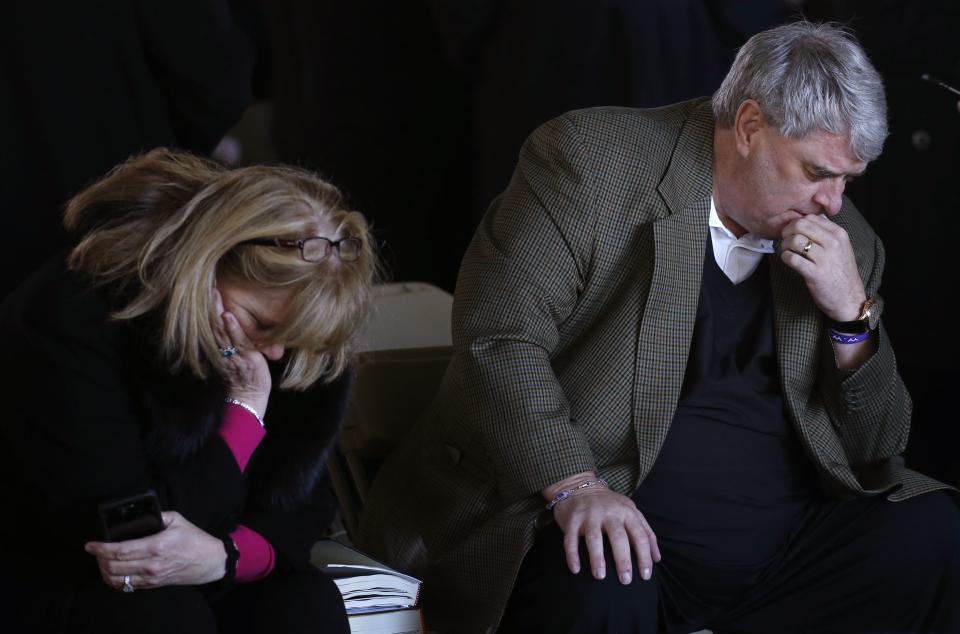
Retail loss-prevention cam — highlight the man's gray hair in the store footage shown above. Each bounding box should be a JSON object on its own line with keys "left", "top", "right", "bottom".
{"left": 712, "top": 21, "right": 887, "bottom": 162}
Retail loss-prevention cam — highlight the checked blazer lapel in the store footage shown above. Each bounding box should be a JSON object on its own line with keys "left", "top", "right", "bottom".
{"left": 632, "top": 103, "right": 713, "bottom": 486}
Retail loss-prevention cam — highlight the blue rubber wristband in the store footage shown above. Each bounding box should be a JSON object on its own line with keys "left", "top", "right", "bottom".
{"left": 828, "top": 329, "right": 871, "bottom": 344}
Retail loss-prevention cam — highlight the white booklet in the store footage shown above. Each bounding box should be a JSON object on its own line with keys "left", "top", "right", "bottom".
{"left": 311, "top": 540, "right": 423, "bottom": 615}
{"left": 347, "top": 607, "right": 424, "bottom": 634}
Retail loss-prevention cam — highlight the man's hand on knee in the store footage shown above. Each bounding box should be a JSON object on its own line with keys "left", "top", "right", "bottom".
{"left": 544, "top": 473, "right": 661, "bottom": 585}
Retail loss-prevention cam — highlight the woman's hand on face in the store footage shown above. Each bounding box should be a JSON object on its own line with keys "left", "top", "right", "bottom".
{"left": 84, "top": 512, "right": 227, "bottom": 591}
{"left": 212, "top": 288, "right": 271, "bottom": 416}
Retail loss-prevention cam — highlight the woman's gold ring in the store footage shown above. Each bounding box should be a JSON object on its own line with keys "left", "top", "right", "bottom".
{"left": 802, "top": 239, "right": 813, "bottom": 255}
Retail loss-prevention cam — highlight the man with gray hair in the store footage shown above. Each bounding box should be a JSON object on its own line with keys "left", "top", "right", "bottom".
{"left": 359, "top": 21, "right": 959, "bottom": 633}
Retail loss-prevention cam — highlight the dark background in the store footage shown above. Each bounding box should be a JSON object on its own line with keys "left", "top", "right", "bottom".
{"left": 1, "top": 0, "right": 956, "bottom": 484}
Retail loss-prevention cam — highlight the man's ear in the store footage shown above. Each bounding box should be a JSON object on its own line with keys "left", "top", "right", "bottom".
{"left": 733, "top": 99, "right": 766, "bottom": 157}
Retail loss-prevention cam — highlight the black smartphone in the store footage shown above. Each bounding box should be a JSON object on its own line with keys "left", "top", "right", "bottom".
{"left": 97, "top": 490, "right": 164, "bottom": 542}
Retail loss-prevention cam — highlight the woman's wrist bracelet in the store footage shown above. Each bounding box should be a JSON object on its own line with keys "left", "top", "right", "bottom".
{"left": 224, "top": 398, "right": 265, "bottom": 427}
{"left": 546, "top": 478, "right": 609, "bottom": 510}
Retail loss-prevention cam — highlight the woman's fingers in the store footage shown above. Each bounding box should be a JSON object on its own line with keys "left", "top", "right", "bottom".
{"left": 160, "top": 511, "right": 180, "bottom": 527}
{"left": 219, "top": 311, "right": 272, "bottom": 407}
{"left": 86, "top": 511, "right": 227, "bottom": 590}
{"left": 221, "top": 311, "right": 254, "bottom": 350}
{"left": 84, "top": 513, "right": 177, "bottom": 566}
{"left": 104, "top": 568, "right": 159, "bottom": 591}
{"left": 85, "top": 537, "right": 152, "bottom": 563}
{"left": 211, "top": 288, "right": 234, "bottom": 352}
{"left": 211, "top": 287, "right": 257, "bottom": 356}
{"left": 87, "top": 539, "right": 163, "bottom": 590}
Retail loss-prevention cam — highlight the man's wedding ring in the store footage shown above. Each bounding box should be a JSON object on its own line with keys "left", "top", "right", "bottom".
{"left": 121, "top": 575, "right": 134, "bottom": 593}
{"left": 220, "top": 346, "right": 237, "bottom": 358}
{"left": 802, "top": 239, "right": 813, "bottom": 255}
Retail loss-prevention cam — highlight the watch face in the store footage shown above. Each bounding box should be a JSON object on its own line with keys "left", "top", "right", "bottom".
{"left": 865, "top": 301, "right": 880, "bottom": 330}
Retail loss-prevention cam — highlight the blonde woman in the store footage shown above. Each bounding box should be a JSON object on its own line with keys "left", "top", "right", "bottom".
{"left": 0, "top": 149, "right": 377, "bottom": 633}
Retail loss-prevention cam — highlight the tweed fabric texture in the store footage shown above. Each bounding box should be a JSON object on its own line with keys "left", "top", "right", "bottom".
{"left": 358, "top": 99, "right": 951, "bottom": 633}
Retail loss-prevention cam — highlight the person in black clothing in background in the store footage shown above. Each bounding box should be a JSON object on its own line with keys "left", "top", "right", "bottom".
{"left": 260, "top": 0, "right": 791, "bottom": 291}
{"left": 0, "top": 0, "right": 253, "bottom": 299}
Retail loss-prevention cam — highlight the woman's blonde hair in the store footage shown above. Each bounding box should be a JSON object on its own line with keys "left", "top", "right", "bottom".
{"left": 65, "top": 148, "right": 378, "bottom": 389}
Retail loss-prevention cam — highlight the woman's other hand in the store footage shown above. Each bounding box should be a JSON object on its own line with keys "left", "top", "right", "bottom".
{"left": 84, "top": 511, "right": 227, "bottom": 590}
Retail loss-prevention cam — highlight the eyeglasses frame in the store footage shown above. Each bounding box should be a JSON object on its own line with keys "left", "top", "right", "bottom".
{"left": 241, "top": 236, "right": 363, "bottom": 262}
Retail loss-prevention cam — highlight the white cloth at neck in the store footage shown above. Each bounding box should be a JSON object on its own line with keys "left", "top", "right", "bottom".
{"left": 709, "top": 197, "right": 775, "bottom": 284}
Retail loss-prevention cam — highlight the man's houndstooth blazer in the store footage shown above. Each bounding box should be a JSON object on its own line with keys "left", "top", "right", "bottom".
{"left": 358, "top": 98, "right": 951, "bottom": 633}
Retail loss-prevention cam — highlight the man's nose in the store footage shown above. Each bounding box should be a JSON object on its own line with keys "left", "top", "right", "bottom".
{"left": 813, "top": 178, "right": 845, "bottom": 215}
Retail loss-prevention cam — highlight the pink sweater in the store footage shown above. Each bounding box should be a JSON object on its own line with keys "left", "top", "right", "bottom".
{"left": 219, "top": 403, "right": 275, "bottom": 582}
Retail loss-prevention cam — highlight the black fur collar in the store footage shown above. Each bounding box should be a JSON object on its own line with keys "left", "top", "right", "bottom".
{"left": 124, "top": 316, "right": 351, "bottom": 512}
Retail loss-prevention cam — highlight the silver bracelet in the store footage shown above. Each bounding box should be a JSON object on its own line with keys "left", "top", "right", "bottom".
{"left": 546, "top": 478, "right": 609, "bottom": 510}
{"left": 224, "top": 398, "right": 265, "bottom": 428}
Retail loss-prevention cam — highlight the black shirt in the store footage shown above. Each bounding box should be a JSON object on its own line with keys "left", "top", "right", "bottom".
{"left": 633, "top": 241, "right": 815, "bottom": 567}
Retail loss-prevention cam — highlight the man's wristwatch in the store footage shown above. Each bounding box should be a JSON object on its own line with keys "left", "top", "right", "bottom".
{"left": 828, "top": 297, "right": 879, "bottom": 334}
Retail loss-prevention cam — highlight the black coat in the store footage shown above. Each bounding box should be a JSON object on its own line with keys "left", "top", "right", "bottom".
{"left": 0, "top": 255, "right": 348, "bottom": 586}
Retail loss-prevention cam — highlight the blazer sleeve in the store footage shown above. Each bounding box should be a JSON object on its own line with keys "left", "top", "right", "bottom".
{"left": 451, "top": 114, "right": 603, "bottom": 502}
{"left": 817, "top": 214, "right": 912, "bottom": 467}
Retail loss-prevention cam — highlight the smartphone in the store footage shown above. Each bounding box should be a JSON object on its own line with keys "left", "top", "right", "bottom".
{"left": 97, "top": 490, "right": 164, "bottom": 542}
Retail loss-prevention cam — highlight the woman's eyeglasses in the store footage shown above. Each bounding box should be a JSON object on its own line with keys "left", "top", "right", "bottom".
{"left": 242, "top": 237, "right": 363, "bottom": 263}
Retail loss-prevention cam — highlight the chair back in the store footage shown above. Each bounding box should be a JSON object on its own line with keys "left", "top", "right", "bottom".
{"left": 330, "top": 283, "right": 453, "bottom": 540}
